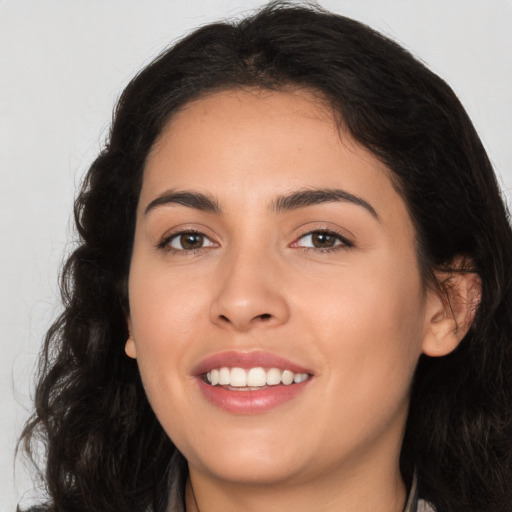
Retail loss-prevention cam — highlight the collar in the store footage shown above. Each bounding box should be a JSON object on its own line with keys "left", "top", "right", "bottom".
{"left": 404, "top": 473, "right": 436, "bottom": 512}
{"left": 165, "top": 454, "right": 436, "bottom": 512}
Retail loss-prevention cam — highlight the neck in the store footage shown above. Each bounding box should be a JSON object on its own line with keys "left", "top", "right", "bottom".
{"left": 184, "top": 458, "right": 407, "bottom": 512}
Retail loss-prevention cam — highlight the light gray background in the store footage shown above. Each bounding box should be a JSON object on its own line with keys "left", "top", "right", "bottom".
{"left": 1, "top": 1, "right": 511, "bottom": 510}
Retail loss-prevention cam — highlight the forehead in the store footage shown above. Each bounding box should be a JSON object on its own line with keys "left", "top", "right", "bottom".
{"left": 140, "top": 89, "right": 411, "bottom": 231}
{"left": 149, "top": 88, "right": 339, "bottom": 167}
{"left": 147, "top": 90, "right": 379, "bottom": 181}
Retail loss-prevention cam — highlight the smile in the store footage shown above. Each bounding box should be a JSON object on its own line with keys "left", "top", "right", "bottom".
{"left": 194, "top": 351, "right": 314, "bottom": 414}
{"left": 205, "top": 367, "right": 310, "bottom": 388}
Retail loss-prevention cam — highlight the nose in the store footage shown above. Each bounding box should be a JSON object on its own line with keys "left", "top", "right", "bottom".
{"left": 209, "top": 251, "right": 290, "bottom": 332}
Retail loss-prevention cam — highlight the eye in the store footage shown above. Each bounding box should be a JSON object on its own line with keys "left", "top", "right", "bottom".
{"left": 164, "top": 231, "right": 216, "bottom": 251}
{"left": 293, "top": 230, "right": 352, "bottom": 250}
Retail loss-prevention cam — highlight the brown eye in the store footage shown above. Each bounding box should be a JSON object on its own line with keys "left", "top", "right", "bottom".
{"left": 180, "top": 233, "right": 204, "bottom": 250}
{"left": 310, "top": 232, "right": 337, "bottom": 248}
{"left": 168, "top": 232, "right": 215, "bottom": 251}
{"left": 294, "top": 231, "right": 352, "bottom": 250}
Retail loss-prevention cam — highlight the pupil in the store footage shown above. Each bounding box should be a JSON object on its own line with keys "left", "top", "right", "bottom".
{"left": 181, "top": 233, "right": 203, "bottom": 250}
{"left": 312, "top": 233, "right": 334, "bottom": 248}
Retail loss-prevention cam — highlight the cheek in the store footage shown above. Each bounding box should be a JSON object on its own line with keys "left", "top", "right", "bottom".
{"left": 127, "top": 258, "right": 208, "bottom": 392}
{"left": 292, "top": 271, "right": 424, "bottom": 450}
{"left": 296, "top": 255, "right": 425, "bottom": 395}
{"left": 127, "top": 272, "right": 204, "bottom": 445}
{"left": 129, "top": 246, "right": 211, "bottom": 330}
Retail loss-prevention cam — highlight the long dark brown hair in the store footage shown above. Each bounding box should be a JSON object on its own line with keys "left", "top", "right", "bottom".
{"left": 20, "top": 2, "right": 512, "bottom": 511}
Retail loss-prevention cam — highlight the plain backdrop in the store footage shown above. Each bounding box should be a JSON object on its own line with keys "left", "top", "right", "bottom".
{"left": 1, "top": 0, "right": 511, "bottom": 509}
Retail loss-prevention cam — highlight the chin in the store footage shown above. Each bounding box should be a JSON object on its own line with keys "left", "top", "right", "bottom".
{"left": 179, "top": 428, "right": 314, "bottom": 485}
{"left": 192, "top": 453, "right": 306, "bottom": 486}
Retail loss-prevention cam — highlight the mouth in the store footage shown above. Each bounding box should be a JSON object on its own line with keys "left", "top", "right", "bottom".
{"left": 193, "top": 351, "right": 314, "bottom": 414}
{"left": 202, "top": 366, "right": 311, "bottom": 390}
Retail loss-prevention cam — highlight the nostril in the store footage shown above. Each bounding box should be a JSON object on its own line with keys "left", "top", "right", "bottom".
{"left": 218, "top": 313, "right": 271, "bottom": 321}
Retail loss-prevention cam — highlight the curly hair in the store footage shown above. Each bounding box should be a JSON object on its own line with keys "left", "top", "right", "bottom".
{"left": 20, "top": 2, "right": 512, "bottom": 511}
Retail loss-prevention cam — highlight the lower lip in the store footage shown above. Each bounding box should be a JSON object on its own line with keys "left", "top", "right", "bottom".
{"left": 196, "top": 378, "right": 311, "bottom": 414}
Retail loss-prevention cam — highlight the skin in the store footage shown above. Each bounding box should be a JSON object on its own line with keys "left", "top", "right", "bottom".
{"left": 126, "top": 88, "right": 469, "bottom": 512}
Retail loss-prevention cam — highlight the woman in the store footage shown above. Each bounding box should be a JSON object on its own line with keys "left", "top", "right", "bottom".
{"left": 20, "top": 2, "right": 512, "bottom": 511}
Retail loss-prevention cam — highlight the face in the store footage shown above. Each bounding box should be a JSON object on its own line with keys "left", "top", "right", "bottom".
{"left": 127, "top": 89, "right": 434, "bottom": 488}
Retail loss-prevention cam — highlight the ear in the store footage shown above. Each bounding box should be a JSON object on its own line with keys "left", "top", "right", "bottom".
{"left": 422, "top": 264, "right": 481, "bottom": 357}
{"left": 125, "top": 318, "right": 137, "bottom": 359}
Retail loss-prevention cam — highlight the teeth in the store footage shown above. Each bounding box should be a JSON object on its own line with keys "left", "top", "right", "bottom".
{"left": 247, "top": 367, "right": 267, "bottom": 387}
{"left": 230, "top": 367, "right": 247, "bottom": 387}
{"left": 294, "top": 372, "right": 308, "bottom": 383}
{"left": 219, "top": 367, "right": 230, "bottom": 385}
{"left": 266, "top": 367, "right": 282, "bottom": 385}
{"left": 205, "top": 366, "right": 310, "bottom": 388}
{"left": 281, "top": 370, "right": 294, "bottom": 385}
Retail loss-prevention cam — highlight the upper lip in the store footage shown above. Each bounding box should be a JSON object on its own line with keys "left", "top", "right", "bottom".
{"left": 192, "top": 350, "right": 313, "bottom": 376}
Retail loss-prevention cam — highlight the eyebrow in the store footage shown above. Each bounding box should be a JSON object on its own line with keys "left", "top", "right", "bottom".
{"left": 145, "top": 190, "right": 221, "bottom": 215}
{"left": 144, "top": 187, "right": 378, "bottom": 220}
{"left": 271, "top": 188, "right": 379, "bottom": 220}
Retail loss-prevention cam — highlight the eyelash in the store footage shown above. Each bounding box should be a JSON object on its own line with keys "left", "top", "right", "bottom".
{"left": 157, "top": 229, "right": 216, "bottom": 255}
{"left": 157, "top": 228, "right": 354, "bottom": 255}
{"left": 292, "top": 228, "right": 354, "bottom": 253}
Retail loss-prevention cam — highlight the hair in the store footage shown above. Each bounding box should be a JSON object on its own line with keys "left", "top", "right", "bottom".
{"left": 20, "top": 2, "right": 512, "bottom": 511}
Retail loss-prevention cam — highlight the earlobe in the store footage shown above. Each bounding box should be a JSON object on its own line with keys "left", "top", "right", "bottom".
{"left": 125, "top": 318, "right": 137, "bottom": 359}
{"left": 422, "top": 267, "right": 481, "bottom": 357}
